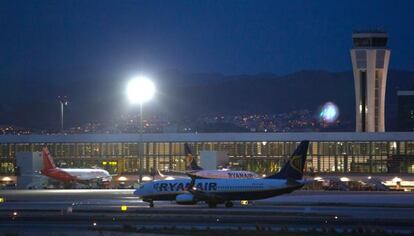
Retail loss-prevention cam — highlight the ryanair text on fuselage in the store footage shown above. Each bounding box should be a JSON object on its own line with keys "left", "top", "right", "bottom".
{"left": 153, "top": 182, "right": 217, "bottom": 192}
{"left": 227, "top": 172, "right": 255, "bottom": 178}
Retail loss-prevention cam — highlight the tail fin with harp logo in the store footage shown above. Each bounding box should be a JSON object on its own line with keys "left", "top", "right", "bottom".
{"left": 265, "top": 141, "right": 309, "bottom": 180}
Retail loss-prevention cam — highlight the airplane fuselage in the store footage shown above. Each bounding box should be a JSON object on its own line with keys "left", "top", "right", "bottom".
{"left": 135, "top": 178, "right": 304, "bottom": 202}
{"left": 192, "top": 170, "right": 259, "bottom": 179}
{"left": 41, "top": 168, "right": 111, "bottom": 183}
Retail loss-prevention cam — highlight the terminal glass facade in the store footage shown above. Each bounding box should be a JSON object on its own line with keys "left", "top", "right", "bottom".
{"left": 397, "top": 92, "right": 414, "bottom": 131}
{"left": 1, "top": 139, "right": 414, "bottom": 176}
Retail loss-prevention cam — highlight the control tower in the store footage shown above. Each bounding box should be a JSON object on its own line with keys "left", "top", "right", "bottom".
{"left": 350, "top": 31, "right": 391, "bottom": 132}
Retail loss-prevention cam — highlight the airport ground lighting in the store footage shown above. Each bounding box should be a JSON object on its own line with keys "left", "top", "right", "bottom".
{"left": 126, "top": 76, "right": 155, "bottom": 183}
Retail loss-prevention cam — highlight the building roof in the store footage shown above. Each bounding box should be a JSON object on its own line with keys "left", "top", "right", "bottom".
{"left": 1, "top": 132, "right": 414, "bottom": 143}
{"left": 352, "top": 30, "right": 388, "bottom": 38}
{"left": 397, "top": 91, "right": 414, "bottom": 96}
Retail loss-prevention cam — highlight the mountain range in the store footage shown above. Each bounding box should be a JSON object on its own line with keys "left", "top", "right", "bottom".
{"left": 1, "top": 68, "right": 413, "bottom": 131}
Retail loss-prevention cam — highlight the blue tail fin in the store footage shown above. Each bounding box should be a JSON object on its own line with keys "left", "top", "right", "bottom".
{"left": 185, "top": 143, "right": 203, "bottom": 171}
{"left": 265, "top": 141, "right": 309, "bottom": 180}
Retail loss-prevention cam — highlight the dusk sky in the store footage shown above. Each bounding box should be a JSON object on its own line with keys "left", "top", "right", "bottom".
{"left": 1, "top": 0, "right": 414, "bottom": 76}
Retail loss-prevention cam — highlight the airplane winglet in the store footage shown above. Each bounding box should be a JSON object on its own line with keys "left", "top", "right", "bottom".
{"left": 156, "top": 167, "right": 165, "bottom": 178}
{"left": 186, "top": 173, "right": 198, "bottom": 191}
{"left": 186, "top": 173, "right": 206, "bottom": 196}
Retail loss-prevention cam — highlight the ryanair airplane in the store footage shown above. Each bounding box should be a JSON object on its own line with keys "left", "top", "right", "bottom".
{"left": 134, "top": 140, "right": 309, "bottom": 208}
{"left": 154, "top": 143, "right": 259, "bottom": 180}
{"left": 184, "top": 143, "right": 259, "bottom": 179}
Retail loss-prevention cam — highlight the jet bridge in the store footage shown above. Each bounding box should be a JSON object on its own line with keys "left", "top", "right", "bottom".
{"left": 199, "top": 151, "right": 229, "bottom": 170}
{"left": 15, "top": 152, "right": 48, "bottom": 189}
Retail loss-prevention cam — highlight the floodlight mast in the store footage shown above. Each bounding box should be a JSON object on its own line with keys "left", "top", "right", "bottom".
{"left": 58, "top": 96, "right": 69, "bottom": 133}
{"left": 126, "top": 76, "right": 155, "bottom": 183}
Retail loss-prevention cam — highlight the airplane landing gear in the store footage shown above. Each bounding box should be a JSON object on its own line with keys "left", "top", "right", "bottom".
{"left": 144, "top": 199, "right": 154, "bottom": 208}
{"left": 225, "top": 201, "right": 233, "bottom": 208}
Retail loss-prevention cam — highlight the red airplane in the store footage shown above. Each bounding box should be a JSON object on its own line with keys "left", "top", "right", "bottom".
{"left": 40, "top": 147, "right": 112, "bottom": 186}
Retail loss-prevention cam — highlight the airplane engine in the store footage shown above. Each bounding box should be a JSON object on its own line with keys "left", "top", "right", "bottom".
{"left": 175, "top": 193, "right": 196, "bottom": 205}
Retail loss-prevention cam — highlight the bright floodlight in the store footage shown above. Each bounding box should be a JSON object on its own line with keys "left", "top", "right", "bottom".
{"left": 127, "top": 76, "right": 155, "bottom": 104}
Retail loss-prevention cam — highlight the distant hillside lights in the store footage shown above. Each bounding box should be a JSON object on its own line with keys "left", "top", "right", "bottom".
{"left": 0, "top": 126, "right": 31, "bottom": 135}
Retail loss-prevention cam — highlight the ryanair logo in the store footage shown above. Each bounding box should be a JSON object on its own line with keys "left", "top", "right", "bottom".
{"left": 289, "top": 155, "right": 304, "bottom": 173}
{"left": 153, "top": 182, "right": 217, "bottom": 192}
{"left": 227, "top": 172, "right": 255, "bottom": 178}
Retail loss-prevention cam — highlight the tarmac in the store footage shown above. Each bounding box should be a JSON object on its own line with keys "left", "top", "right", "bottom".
{"left": 1, "top": 189, "right": 414, "bottom": 235}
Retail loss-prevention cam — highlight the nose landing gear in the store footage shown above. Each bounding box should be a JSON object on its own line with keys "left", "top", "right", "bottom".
{"left": 143, "top": 199, "right": 154, "bottom": 208}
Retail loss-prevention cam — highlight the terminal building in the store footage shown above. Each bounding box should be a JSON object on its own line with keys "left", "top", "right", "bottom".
{"left": 1, "top": 132, "right": 414, "bottom": 178}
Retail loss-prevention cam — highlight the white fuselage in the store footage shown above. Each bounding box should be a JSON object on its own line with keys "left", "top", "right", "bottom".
{"left": 193, "top": 170, "right": 259, "bottom": 179}
{"left": 60, "top": 168, "right": 112, "bottom": 181}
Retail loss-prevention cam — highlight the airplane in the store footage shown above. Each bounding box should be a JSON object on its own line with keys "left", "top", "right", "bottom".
{"left": 40, "top": 147, "right": 112, "bottom": 188}
{"left": 134, "top": 140, "right": 309, "bottom": 208}
{"left": 152, "top": 143, "right": 260, "bottom": 180}
{"left": 184, "top": 143, "right": 260, "bottom": 179}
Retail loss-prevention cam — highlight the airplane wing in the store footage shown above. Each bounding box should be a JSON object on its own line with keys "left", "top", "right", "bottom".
{"left": 286, "top": 178, "right": 305, "bottom": 186}
{"left": 96, "top": 176, "right": 112, "bottom": 182}
{"left": 155, "top": 169, "right": 213, "bottom": 179}
{"left": 76, "top": 176, "right": 111, "bottom": 183}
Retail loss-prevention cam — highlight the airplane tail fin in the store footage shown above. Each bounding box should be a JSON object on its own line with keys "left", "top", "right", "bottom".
{"left": 42, "top": 147, "right": 56, "bottom": 170}
{"left": 265, "top": 141, "right": 309, "bottom": 180}
{"left": 185, "top": 143, "right": 203, "bottom": 171}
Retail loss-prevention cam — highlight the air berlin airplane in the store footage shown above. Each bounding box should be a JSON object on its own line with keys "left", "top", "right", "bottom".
{"left": 40, "top": 147, "right": 112, "bottom": 187}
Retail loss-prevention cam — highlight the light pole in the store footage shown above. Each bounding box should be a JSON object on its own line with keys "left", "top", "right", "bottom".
{"left": 126, "top": 76, "right": 155, "bottom": 183}
{"left": 57, "top": 96, "right": 69, "bottom": 132}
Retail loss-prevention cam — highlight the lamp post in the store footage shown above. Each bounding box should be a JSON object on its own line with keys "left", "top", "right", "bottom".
{"left": 127, "top": 76, "right": 155, "bottom": 183}
{"left": 57, "top": 96, "right": 69, "bottom": 133}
